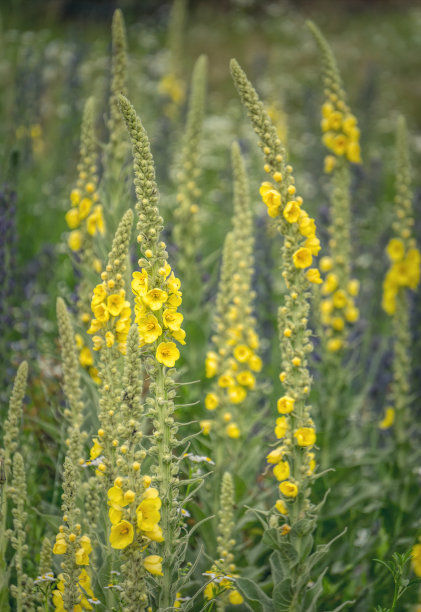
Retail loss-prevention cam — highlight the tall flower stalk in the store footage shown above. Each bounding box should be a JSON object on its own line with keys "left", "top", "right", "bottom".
{"left": 87, "top": 209, "right": 133, "bottom": 486}
{"left": 381, "top": 118, "right": 420, "bottom": 553}
{"left": 307, "top": 21, "right": 361, "bottom": 468}
{"left": 119, "top": 94, "right": 186, "bottom": 608}
{"left": 172, "top": 54, "right": 207, "bottom": 297}
{"left": 159, "top": 0, "right": 187, "bottom": 120}
{"left": 0, "top": 362, "right": 28, "bottom": 611}
{"left": 65, "top": 97, "right": 105, "bottom": 328}
{"left": 203, "top": 142, "right": 261, "bottom": 475}
{"left": 231, "top": 58, "right": 324, "bottom": 610}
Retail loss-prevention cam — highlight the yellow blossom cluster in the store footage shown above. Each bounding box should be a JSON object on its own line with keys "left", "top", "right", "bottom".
{"left": 379, "top": 117, "right": 420, "bottom": 434}
{"left": 66, "top": 99, "right": 105, "bottom": 254}
{"left": 230, "top": 58, "right": 319, "bottom": 520}
{"left": 203, "top": 570, "right": 244, "bottom": 605}
{"left": 321, "top": 102, "right": 361, "bottom": 166}
{"left": 319, "top": 256, "right": 360, "bottom": 352}
{"left": 75, "top": 333, "right": 100, "bottom": 384}
{"left": 382, "top": 239, "right": 420, "bottom": 315}
{"left": 203, "top": 143, "right": 260, "bottom": 441}
{"left": 88, "top": 283, "right": 131, "bottom": 354}
{"left": 52, "top": 569, "right": 96, "bottom": 611}
{"left": 308, "top": 21, "right": 362, "bottom": 353}
{"left": 132, "top": 260, "right": 185, "bottom": 366}
{"left": 106, "top": 478, "right": 163, "bottom": 576}
{"left": 52, "top": 529, "right": 92, "bottom": 565}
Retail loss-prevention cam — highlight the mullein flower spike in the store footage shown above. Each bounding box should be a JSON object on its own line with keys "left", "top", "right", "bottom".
{"left": 159, "top": 0, "right": 187, "bottom": 118}
{"left": 119, "top": 93, "right": 185, "bottom": 607}
{"left": 381, "top": 118, "right": 420, "bottom": 445}
{"left": 106, "top": 9, "right": 130, "bottom": 173}
{"left": 52, "top": 457, "right": 95, "bottom": 611}
{"left": 307, "top": 21, "right": 361, "bottom": 353}
{"left": 204, "top": 142, "right": 261, "bottom": 448}
{"left": 57, "top": 298, "right": 85, "bottom": 468}
{"left": 231, "top": 58, "right": 321, "bottom": 606}
{"left": 9, "top": 452, "right": 36, "bottom": 612}
{"left": 231, "top": 57, "right": 318, "bottom": 518}
{"left": 87, "top": 208, "right": 133, "bottom": 483}
{"left": 173, "top": 54, "right": 207, "bottom": 287}
{"left": 204, "top": 472, "right": 244, "bottom": 607}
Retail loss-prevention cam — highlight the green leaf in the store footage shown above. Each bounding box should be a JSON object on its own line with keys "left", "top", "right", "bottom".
{"left": 269, "top": 550, "right": 284, "bottom": 584}
{"left": 278, "top": 542, "right": 299, "bottom": 568}
{"left": 302, "top": 568, "right": 327, "bottom": 612}
{"left": 272, "top": 579, "right": 294, "bottom": 612}
{"left": 235, "top": 577, "right": 274, "bottom": 612}
{"left": 262, "top": 527, "right": 281, "bottom": 551}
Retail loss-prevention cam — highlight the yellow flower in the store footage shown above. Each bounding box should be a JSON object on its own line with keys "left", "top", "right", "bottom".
{"left": 90, "top": 439, "right": 102, "bottom": 460}
{"left": 109, "top": 520, "right": 134, "bottom": 549}
{"left": 68, "top": 230, "right": 82, "bottom": 251}
{"left": 319, "top": 256, "right": 333, "bottom": 272}
{"left": 229, "top": 590, "right": 244, "bottom": 605}
{"left": 86, "top": 205, "right": 105, "bottom": 236}
{"left": 79, "top": 197, "right": 92, "bottom": 220}
{"left": 298, "top": 216, "right": 317, "bottom": 238}
{"left": 327, "top": 338, "right": 343, "bottom": 352}
{"left": 205, "top": 351, "right": 219, "bottom": 377}
{"left": 93, "top": 303, "right": 109, "bottom": 324}
{"left": 292, "top": 248, "right": 312, "bottom": 269}
{"left": 267, "top": 447, "right": 284, "bottom": 464}
{"left": 283, "top": 201, "right": 301, "bottom": 223}
{"left": 162, "top": 308, "right": 183, "bottom": 331}
{"left": 132, "top": 270, "right": 148, "bottom": 296}
{"left": 322, "top": 273, "right": 338, "bottom": 294}
{"left": 332, "top": 289, "right": 347, "bottom": 309}
{"left": 275, "top": 416, "right": 288, "bottom": 439}
{"left": 91, "top": 284, "right": 107, "bottom": 307}
{"left": 144, "top": 555, "right": 163, "bottom": 576}
{"left": 136, "top": 498, "right": 161, "bottom": 532}
{"left": 138, "top": 314, "right": 162, "bottom": 344}
{"left": 379, "top": 407, "right": 395, "bottom": 430}
{"left": 79, "top": 347, "right": 93, "bottom": 367}
{"left": 218, "top": 374, "right": 235, "bottom": 388}
{"left": 70, "top": 189, "right": 81, "bottom": 205}
{"left": 305, "top": 236, "right": 321, "bottom": 256}
{"left": 200, "top": 420, "right": 212, "bottom": 435}
{"left": 236, "top": 370, "right": 255, "bottom": 389}
{"left": 249, "top": 354, "right": 262, "bottom": 372}
{"left": 260, "top": 182, "right": 281, "bottom": 208}
{"left": 205, "top": 393, "right": 219, "bottom": 410}
{"left": 347, "top": 279, "right": 360, "bottom": 296}
{"left": 277, "top": 396, "right": 295, "bottom": 414}
{"left": 143, "top": 288, "right": 168, "bottom": 311}
{"left": 65, "top": 208, "right": 80, "bottom": 229}
{"left": 279, "top": 481, "right": 298, "bottom": 498}
{"left": 75, "top": 546, "right": 90, "bottom": 566}
{"left": 156, "top": 342, "right": 180, "bottom": 367}
{"left": 294, "top": 427, "right": 316, "bottom": 447}
{"left": 228, "top": 385, "right": 247, "bottom": 404}
{"left": 107, "top": 294, "right": 126, "bottom": 317}
{"left": 226, "top": 423, "right": 240, "bottom": 439}
{"left": 273, "top": 460, "right": 290, "bottom": 481}
{"left": 233, "top": 345, "right": 252, "bottom": 363}
{"left": 345, "top": 305, "right": 359, "bottom": 323}
{"left": 53, "top": 534, "right": 67, "bottom": 555}
{"left": 167, "top": 273, "right": 181, "bottom": 293}
{"left": 306, "top": 268, "right": 322, "bottom": 284}
{"left": 347, "top": 141, "right": 362, "bottom": 164}
{"left": 105, "top": 331, "right": 115, "bottom": 348}
{"left": 275, "top": 499, "right": 288, "bottom": 514}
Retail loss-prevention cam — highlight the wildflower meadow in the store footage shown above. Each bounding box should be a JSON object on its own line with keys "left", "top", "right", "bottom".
{"left": 2, "top": 1, "right": 421, "bottom": 610}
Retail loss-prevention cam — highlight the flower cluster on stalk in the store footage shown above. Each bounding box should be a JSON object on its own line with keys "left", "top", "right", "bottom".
{"left": 203, "top": 142, "right": 261, "bottom": 441}
{"left": 308, "top": 21, "right": 361, "bottom": 353}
